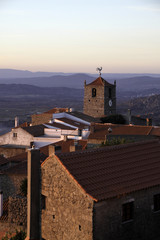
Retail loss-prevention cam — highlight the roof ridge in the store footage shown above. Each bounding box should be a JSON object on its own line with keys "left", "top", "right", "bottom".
{"left": 57, "top": 139, "right": 159, "bottom": 158}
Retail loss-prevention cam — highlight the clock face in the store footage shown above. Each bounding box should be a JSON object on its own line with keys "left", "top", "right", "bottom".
{"left": 109, "top": 99, "right": 112, "bottom": 107}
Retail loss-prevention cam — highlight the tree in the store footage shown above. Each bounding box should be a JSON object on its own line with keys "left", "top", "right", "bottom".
{"left": 100, "top": 114, "right": 126, "bottom": 124}
{"left": 100, "top": 137, "right": 134, "bottom": 147}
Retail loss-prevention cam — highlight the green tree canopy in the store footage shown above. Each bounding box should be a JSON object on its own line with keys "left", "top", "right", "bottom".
{"left": 100, "top": 114, "right": 126, "bottom": 124}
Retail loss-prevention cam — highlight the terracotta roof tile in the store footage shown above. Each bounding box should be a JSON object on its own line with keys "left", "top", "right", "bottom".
{"left": 1, "top": 161, "right": 27, "bottom": 175}
{"left": 1, "top": 152, "right": 47, "bottom": 175}
{"left": 7, "top": 152, "right": 27, "bottom": 162}
{"left": 44, "top": 108, "right": 69, "bottom": 114}
{"left": 87, "top": 77, "right": 114, "bottom": 87}
{"left": 89, "top": 123, "right": 153, "bottom": 140}
{"left": 150, "top": 127, "right": 160, "bottom": 136}
{"left": 56, "top": 140, "right": 160, "bottom": 201}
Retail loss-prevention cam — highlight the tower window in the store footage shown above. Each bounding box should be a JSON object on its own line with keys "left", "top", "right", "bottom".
{"left": 92, "top": 88, "right": 96, "bottom": 97}
{"left": 109, "top": 88, "right": 112, "bottom": 98}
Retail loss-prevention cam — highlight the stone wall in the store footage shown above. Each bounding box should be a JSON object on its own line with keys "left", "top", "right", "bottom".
{"left": 32, "top": 113, "right": 52, "bottom": 126}
{"left": 83, "top": 81, "right": 116, "bottom": 118}
{"left": 94, "top": 186, "right": 160, "bottom": 240}
{"left": 84, "top": 84, "right": 105, "bottom": 118}
{"left": 8, "top": 196, "right": 27, "bottom": 227}
{"left": 0, "top": 174, "right": 26, "bottom": 200}
{"left": 104, "top": 84, "right": 116, "bottom": 115}
{"left": 41, "top": 155, "right": 94, "bottom": 240}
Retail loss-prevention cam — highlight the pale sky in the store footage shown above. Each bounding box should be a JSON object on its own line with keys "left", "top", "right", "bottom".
{"left": 0, "top": 0, "right": 160, "bottom": 73}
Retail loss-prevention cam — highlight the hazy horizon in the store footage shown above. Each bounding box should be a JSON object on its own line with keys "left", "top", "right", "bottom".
{"left": 0, "top": 0, "right": 160, "bottom": 73}
{"left": 0, "top": 68, "right": 160, "bottom": 75}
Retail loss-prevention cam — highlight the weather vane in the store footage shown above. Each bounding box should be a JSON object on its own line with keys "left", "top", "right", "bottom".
{"left": 96, "top": 67, "right": 102, "bottom": 76}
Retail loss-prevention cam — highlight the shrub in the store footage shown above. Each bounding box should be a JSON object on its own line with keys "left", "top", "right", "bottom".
{"left": 100, "top": 114, "right": 126, "bottom": 124}
{"left": 100, "top": 137, "right": 134, "bottom": 147}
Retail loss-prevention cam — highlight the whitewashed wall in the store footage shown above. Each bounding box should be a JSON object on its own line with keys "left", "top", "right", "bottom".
{"left": 0, "top": 128, "right": 33, "bottom": 146}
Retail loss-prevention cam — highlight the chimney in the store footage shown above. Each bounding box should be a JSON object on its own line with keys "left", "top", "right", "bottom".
{"left": 26, "top": 148, "right": 41, "bottom": 240}
{"left": 0, "top": 191, "right": 3, "bottom": 217}
{"left": 49, "top": 145, "right": 55, "bottom": 156}
{"left": 15, "top": 116, "right": 19, "bottom": 128}
{"left": 128, "top": 109, "right": 131, "bottom": 125}
{"left": 69, "top": 144, "right": 76, "bottom": 152}
{"left": 64, "top": 135, "right": 67, "bottom": 141}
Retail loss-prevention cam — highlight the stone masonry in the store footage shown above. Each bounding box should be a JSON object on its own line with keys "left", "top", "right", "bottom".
{"left": 8, "top": 196, "right": 27, "bottom": 227}
{"left": 31, "top": 113, "right": 52, "bottom": 126}
{"left": 0, "top": 174, "right": 26, "bottom": 200}
{"left": 83, "top": 78, "right": 116, "bottom": 118}
{"left": 41, "top": 155, "right": 94, "bottom": 240}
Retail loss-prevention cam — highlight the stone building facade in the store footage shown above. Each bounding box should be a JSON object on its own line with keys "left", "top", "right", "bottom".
{"left": 41, "top": 155, "right": 94, "bottom": 240}
{"left": 83, "top": 76, "right": 116, "bottom": 118}
{"left": 94, "top": 186, "right": 160, "bottom": 240}
{"left": 41, "top": 140, "right": 160, "bottom": 240}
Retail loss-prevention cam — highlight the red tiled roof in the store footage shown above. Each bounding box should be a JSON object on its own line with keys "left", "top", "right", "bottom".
{"left": 89, "top": 123, "right": 153, "bottom": 140}
{"left": 86, "top": 77, "right": 114, "bottom": 87}
{"left": 18, "top": 122, "right": 29, "bottom": 127}
{"left": 150, "top": 127, "right": 160, "bottom": 136}
{"left": 1, "top": 161, "right": 27, "bottom": 175}
{"left": 22, "top": 124, "right": 46, "bottom": 137}
{"left": 1, "top": 152, "right": 47, "bottom": 175}
{"left": 56, "top": 140, "right": 160, "bottom": 201}
{"left": 0, "top": 152, "right": 27, "bottom": 171}
{"left": 44, "top": 108, "right": 69, "bottom": 114}
{"left": 7, "top": 152, "right": 27, "bottom": 163}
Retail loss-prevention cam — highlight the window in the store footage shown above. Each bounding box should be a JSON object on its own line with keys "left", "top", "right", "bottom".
{"left": 154, "top": 194, "right": 160, "bottom": 212}
{"left": 122, "top": 201, "right": 134, "bottom": 222}
{"left": 41, "top": 194, "right": 46, "bottom": 210}
{"left": 92, "top": 88, "right": 96, "bottom": 97}
{"left": 13, "top": 132, "right": 17, "bottom": 138}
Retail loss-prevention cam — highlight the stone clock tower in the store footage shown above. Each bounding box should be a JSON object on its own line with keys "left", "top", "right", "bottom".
{"left": 83, "top": 74, "right": 116, "bottom": 118}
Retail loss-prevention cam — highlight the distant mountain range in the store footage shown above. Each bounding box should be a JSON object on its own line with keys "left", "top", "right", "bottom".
{"left": 0, "top": 69, "right": 160, "bottom": 92}
{"left": 0, "top": 84, "right": 83, "bottom": 98}
{"left": 0, "top": 83, "right": 160, "bottom": 125}
{"left": 119, "top": 94, "right": 160, "bottom": 125}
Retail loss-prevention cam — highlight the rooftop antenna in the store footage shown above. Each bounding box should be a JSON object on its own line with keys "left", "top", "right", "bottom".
{"left": 96, "top": 67, "right": 102, "bottom": 76}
